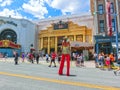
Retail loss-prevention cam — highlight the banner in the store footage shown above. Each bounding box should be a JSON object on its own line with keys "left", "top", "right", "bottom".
{"left": 106, "top": 1, "right": 112, "bottom": 36}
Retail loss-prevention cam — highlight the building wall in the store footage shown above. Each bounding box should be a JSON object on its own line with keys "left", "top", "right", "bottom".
{"left": 0, "top": 16, "right": 37, "bottom": 54}
{"left": 92, "top": 0, "right": 120, "bottom": 35}
{"left": 38, "top": 15, "right": 93, "bottom": 54}
{"left": 91, "top": 0, "right": 120, "bottom": 54}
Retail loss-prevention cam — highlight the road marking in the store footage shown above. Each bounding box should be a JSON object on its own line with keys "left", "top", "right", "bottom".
{"left": 0, "top": 71, "right": 119, "bottom": 90}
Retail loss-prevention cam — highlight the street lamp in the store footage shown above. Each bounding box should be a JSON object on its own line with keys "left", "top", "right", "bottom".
{"left": 113, "top": 13, "right": 119, "bottom": 62}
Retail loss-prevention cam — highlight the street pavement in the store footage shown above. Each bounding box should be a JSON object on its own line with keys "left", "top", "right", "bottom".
{"left": 0, "top": 57, "right": 120, "bottom": 90}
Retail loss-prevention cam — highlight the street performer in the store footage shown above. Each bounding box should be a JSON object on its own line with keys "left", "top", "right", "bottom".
{"left": 58, "top": 37, "right": 71, "bottom": 76}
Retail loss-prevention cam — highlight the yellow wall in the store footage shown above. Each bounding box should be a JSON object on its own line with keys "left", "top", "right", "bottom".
{"left": 38, "top": 21, "right": 92, "bottom": 54}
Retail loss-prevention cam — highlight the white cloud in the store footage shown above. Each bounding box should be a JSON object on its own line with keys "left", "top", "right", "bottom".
{"left": 22, "top": 0, "right": 48, "bottom": 19}
{"left": 0, "top": 0, "right": 13, "bottom": 7}
{"left": 46, "top": 0, "right": 90, "bottom": 15}
{"left": 0, "top": 8, "right": 26, "bottom": 19}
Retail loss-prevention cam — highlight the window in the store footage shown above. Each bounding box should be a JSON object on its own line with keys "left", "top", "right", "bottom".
{"left": 99, "top": 20, "right": 105, "bottom": 33}
{"left": 110, "top": 2, "right": 114, "bottom": 13}
{"left": 76, "top": 35, "right": 83, "bottom": 42}
{"left": 112, "top": 19, "right": 115, "bottom": 32}
{"left": 98, "top": 4, "right": 104, "bottom": 14}
{"left": 0, "top": 29, "right": 17, "bottom": 43}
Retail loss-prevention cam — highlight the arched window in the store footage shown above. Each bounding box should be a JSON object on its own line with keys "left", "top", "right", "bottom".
{"left": 0, "top": 29, "right": 17, "bottom": 43}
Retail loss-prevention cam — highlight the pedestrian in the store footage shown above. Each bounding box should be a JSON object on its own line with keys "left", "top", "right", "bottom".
{"left": 109, "top": 53, "right": 115, "bottom": 69}
{"left": 45, "top": 53, "right": 49, "bottom": 63}
{"left": 76, "top": 54, "right": 81, "bottom": 67}
{"left": 29, "top": 53, "right": 34, "bottom": 64}
{"left": 36, "top": 52, "right": 40, "bottom": 64}
{"left": 14, "top": 51, "right": 19, "bottom": 65}
{"left": 93, "top": 52, "right": 99, "bottom": 68}
{"left": 48, "top": 51, "right": 57, "bottom": 67}
{"left": 105, "top": 54, "right": 111, "bottom": 70}
{"left": 80, "top": 53, "right": 85, "bottom": 67}
{"left": 21, "top": 52, "right": 25, "bottom": 62}
{"left": 98, "top": 53, "right": 104, "bottom": 70}
{"left": 58, "top": 37, "right": 71, "bottom": 76}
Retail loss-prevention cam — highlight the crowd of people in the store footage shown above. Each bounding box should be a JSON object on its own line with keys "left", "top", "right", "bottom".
{"left": 93, "top": 51, "right": 120, "bottom": 75}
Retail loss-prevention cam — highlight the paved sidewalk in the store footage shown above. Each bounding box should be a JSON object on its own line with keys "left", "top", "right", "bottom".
{"left": 0, "top": 57, "right": 96, "bottom": 68}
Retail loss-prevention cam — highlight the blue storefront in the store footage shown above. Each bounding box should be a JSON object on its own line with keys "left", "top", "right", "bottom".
{"left": 94, "top": 34, "right": 120, "bottom": 55}
{"left": 0, "top": 48, "right": 21, "bottom": 57}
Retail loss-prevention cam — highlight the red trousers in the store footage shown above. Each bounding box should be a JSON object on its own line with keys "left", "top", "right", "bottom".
{"left": 58, "top": 54, "right": 70, "bottom": 76}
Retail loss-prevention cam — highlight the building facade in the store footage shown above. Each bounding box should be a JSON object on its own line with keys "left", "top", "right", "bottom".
{"left": 0, "top": 16, "right": 37, "bottom": 57}
{"left": 37, "top": 14, "right": 93, "bottom": 54}
{"left": 90, "top": 0, "right": 120, "bottom": 54}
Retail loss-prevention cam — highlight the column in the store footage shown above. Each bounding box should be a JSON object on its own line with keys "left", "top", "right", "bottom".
{"left": 83, "top": 34, "right": 85, "bottom": 42}
{"left": 74, "top": 35, "right": 76, "bottom": 41}
{"left": 47, "top": 37, "right": 50, "bottom": 54}
{"left": 40, "top": 38, "right": 43, "bottom": 50}
{"left": 55, "top": 36, "right": 58, "bottom": 53}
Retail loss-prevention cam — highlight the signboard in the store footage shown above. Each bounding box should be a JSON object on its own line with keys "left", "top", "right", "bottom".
{"left": 53, "top": 21, "right": 68, "bottom": 30}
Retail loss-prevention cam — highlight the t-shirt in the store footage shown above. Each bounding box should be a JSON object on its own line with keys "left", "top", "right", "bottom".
{"left": 52, "top": 53, "right": 56, "bottom": 59}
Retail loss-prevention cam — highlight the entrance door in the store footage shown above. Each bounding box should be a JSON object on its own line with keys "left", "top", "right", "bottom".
{"left": 99, "top": 42, "right": 111, "bottom": 54}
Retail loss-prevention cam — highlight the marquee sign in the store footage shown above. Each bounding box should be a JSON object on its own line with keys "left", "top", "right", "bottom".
{"left": 0, "top": 19, "right": 17, "bottom": 27}
{"left": 53, "top": 21, "right": 68, "bottom": 30}
{"left": 0, "top": 40, "right": 20, "bottom": 49}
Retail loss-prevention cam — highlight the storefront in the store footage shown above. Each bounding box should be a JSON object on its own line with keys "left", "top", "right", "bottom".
{"left": 0, "top": 16, "right": 37, "bottom": 56}
{"left": 0, "top": 40, "right": 21, "bottom": 57}
{"left": 94, "top": 34, "right": 120, "bottom": 55}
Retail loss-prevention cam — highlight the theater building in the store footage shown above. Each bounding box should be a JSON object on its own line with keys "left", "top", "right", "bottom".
{"left": 0, "top": 16, "right": 37, "bottom": 57}
{"left": 37, "top": 14, "right": 94, "bottom": 55}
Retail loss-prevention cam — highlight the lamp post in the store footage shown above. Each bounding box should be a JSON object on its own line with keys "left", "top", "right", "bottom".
{"left": 113, "top": 13, "right": 119, "bottom": 62}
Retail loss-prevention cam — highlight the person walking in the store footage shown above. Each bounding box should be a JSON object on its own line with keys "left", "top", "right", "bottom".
{"left": 45, "top": 53, "right": 49, "bottom": 63}
{"left": 29, "top": 53, "right": 34, "bottom": 64}
{"left": 58, "top": 37, "right": 71, "bottom": 76}
{"left": 36, "top": 52, "right": 40, "bottom": 64}
{"left": 48, "top": 51, "right": 57, "bottom": 67}
{"left": 105, "top": 54, "right": 111, "bottom": 70}
{"left": 93, "top": 52, "right": 99, "bottom": 68}
{"left": 21, "top": 52, "right": 25, "bottom": 62}
{"left": 14, "top": 51, "right": 19, "bottom": 65}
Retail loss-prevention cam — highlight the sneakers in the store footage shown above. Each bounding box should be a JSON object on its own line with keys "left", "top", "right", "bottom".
{"left": 48, "top": 65, "right": 56, "bottom": 67}
{"left": 48, "top": 65, "right": 51, "bottom": 67}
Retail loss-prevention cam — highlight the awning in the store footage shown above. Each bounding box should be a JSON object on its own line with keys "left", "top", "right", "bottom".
{"left": 70, "top": 41, "right": 93, "bottom": 49}
{"left": 112, "top": 43, "right": 120, "bottom": 48}
{"left": 0, "top": 40, "right": 21, "bottom": 49}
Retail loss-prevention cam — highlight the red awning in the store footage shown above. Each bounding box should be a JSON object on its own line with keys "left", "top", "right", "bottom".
{"left": 0, "top": 40, "right": 21, "bottom": 49}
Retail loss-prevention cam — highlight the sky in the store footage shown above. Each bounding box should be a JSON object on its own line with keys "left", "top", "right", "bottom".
{"left": 0, "top": 0, "right": 90, "bottom": 20}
